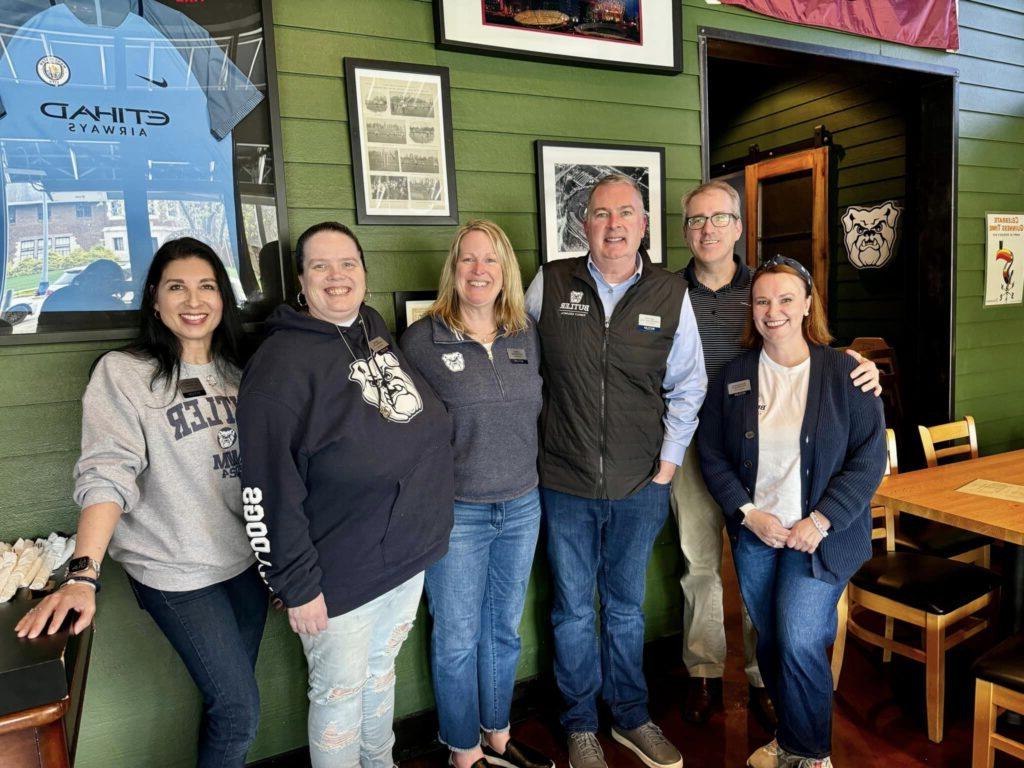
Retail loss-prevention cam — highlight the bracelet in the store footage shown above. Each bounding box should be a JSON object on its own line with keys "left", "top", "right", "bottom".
{"left": 809, "top": 511, "right": 829, "bottom": 539}
{"left": 62, "top": 576, "right": 101, "bottom": 594}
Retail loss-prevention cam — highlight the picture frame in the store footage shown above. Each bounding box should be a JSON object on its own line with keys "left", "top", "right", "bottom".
{"left": 393, "top": 290, "right": 438, "bottom": 337}
{"left": 344, "top": 59, "right": 459, "bottom": 226}
{"left": 434, "top": 0, "right": 681, "bottom": 75}
{"left": 984, "top": 212, "right": 1021, "bottom": 307}
{"left": 0, "top": 0, "right": 290, "bottom": 344}
{"left": 535, "top": 140, "right": 666, "bottom": 264}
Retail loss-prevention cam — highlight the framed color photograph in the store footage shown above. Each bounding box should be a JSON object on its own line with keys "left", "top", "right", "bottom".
{"left": 345, "top": 59, "right": 458, "bottom": 225}
{"left": 434, "top": 0, "right": 681, "bottom": 74}
{"left": 535, "top": 141, "right": 665, "bottom": 264}
{"left": 394, "top": 290, "right": 438, "bottom": 337}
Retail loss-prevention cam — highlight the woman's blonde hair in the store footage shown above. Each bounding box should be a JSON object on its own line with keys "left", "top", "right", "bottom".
{"left": 430, "top": 219, "right": 529, "bottom": 337}
{"left": 741, "top": 263, "right": 833, "bottom": 348}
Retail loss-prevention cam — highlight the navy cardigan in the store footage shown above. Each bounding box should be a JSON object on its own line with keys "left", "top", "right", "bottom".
{"left": 697, "top": 344, "right": 887, "bottom": 584}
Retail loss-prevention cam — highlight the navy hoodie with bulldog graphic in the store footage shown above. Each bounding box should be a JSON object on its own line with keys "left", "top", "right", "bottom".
{"left": 237, "top": 304, "right": 454, "bottom": 617}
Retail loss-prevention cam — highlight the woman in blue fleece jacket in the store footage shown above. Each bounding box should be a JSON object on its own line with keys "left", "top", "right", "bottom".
{"left": 698, "top": 257, "right": 886, "bottom": 768}
{"left": 237, "top": 221, "right": 454, "bottom": 768}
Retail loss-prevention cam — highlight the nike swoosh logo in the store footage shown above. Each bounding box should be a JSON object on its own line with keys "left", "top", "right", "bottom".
{"left": 136, "top": 74, "right": 168, "bottom": 88}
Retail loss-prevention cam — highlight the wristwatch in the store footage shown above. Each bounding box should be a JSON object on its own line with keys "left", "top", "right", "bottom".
{"left": 67, "top": 555, "right": 102, "bottom": 578}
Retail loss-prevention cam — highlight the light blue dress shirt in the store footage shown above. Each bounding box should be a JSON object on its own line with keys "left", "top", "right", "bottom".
{"left": 525, "top": 255, "right": 707, "bottom": 466}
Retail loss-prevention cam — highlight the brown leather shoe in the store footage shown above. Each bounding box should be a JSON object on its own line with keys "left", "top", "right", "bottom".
{"left": 682, "top": 676, "right": 723, "bottom": 723}
{"left": 749, "top": 684, "right": 779, "bottom": 731}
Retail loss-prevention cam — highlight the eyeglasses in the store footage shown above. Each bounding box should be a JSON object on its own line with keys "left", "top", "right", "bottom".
{"left": 755, "top": 255, "right": 813, "bottom": 291}
{"left": 685, "top": 212, "right": 738, "bottom": 230}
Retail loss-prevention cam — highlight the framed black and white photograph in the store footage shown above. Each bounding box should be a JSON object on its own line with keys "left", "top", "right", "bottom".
{"left": 394, "top": 290, "right": 438, "bottom": 337}
{"left": 535, "top": 141, "right": 665, "bottom": 264}
{"left": 0, "top": 0, "right": 290, "bottom": 344}
{"left": 345, "top": 59, "right": 458, "bottom": 226}
{"left": 434, "top": 0, "right": 681, "bottom": 74}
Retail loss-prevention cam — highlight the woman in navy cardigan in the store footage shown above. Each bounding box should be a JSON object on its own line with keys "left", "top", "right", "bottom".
{"left": 698, "top": 257, "right": 886, "bottom": 768}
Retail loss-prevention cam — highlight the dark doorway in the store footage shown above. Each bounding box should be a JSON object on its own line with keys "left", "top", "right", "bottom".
{"left": 698, "top": 29, "right": 958, "bottom": 468}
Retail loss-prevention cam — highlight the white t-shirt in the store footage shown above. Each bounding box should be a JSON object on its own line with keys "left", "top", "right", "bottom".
{"left": 752, "top": 350, "right": 810, "bottom": 528}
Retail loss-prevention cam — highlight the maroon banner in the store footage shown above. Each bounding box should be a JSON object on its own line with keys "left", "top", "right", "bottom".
{"left": 717, "top": 0, "right": 959, "bottom": 51}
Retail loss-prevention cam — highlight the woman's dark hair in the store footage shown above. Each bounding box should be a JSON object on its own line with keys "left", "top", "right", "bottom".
{"left": 294, "top": 221, "right": 366, "bottom": 275}
{"left": 123, "top": 237, "right": 246, "bottom": 389}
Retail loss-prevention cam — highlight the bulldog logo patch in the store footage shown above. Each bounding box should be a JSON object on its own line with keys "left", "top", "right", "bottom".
{"left": 842, "top": 202, "right": 902, "bottom": 270}
{"left": 442, "top": 352, "right": 465, "bottom": 372}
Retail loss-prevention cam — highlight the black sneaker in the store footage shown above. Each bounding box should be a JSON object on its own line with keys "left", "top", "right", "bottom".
{"left": 483, "top": 738, "right": 556, "bottom": 768}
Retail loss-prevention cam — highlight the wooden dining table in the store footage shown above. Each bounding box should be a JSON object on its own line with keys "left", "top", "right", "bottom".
{"left": 874, "top": 448, "right": 1024, "bottom": 630}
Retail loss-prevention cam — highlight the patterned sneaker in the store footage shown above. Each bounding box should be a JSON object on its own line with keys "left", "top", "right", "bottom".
{"left": 746, "top": 739, "right": 784, "bottom": 768}
{"left": 794, "top": 759, "right": 832, "bottom": 768}
{"left": 567, "top": 731, "right": 607, "bottom": 768}
{"left": 611, "top": 722, "right": 683, "bottom": 768}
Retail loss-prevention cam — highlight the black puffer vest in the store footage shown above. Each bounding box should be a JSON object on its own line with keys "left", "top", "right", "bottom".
{"left": 537, "top": 253, "right": 686, "bottom": 499}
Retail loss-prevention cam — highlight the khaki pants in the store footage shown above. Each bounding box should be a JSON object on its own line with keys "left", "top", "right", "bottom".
{"left": 672, "top": 443, "right": 762, "bottom": 686}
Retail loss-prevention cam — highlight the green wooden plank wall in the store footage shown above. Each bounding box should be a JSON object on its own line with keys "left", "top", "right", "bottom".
{"left": 0, "top": 1, "right": 1021, "bottom": 764}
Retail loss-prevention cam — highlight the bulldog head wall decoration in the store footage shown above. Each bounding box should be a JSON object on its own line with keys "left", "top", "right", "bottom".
{"left": 842, "top": 202, "right": 902, "bottom": 270}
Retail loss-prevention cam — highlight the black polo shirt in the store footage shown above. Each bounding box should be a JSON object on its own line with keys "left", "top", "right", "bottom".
{"left": 680, "top": 254, "right": 753, "bottom": 385}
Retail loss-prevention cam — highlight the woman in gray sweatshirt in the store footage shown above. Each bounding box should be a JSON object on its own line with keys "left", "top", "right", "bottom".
{"left": 401, "top": 220, "right": 551, "bottom": 768}
{"left": 16, "top": 238, "right": 266, "bottom": 768}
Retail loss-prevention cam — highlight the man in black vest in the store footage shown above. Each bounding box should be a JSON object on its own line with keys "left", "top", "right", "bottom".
{"left": 525, "top": 175, "right": 706, "bottom": 768}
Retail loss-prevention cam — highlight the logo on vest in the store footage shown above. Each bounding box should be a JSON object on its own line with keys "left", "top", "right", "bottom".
{"left": 442, "top": 352, "right": 464, "bottom": 372}
{"left": 559, "top": 289, "right": 590, "bottom": 318}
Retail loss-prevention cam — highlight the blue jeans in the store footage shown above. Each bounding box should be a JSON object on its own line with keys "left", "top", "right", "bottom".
{"left": 542, "top": 481, "right": 671, "bottom": 732}
{"left": 732, "top": 527, "right": 846, "bottom": 760}
{"left": 300, "top": 572, "right": 424, "bottom": 768}
{"left": 129, "top": 565, "right": 268, "bottom": 768}
{"left": 426, "top": 488, "right": 542, "bottom": 751}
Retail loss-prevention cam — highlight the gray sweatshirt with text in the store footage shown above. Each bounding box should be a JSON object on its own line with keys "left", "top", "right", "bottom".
{"left": 74, "top": 351, "right": 254, "bottom": 591}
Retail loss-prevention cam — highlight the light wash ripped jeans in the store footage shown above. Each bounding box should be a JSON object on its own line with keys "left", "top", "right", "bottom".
{"left": 300, "top": 573, "right": 424, "bottom": 768}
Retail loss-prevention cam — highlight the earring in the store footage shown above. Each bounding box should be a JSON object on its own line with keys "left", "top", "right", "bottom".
{"left": 154, "top": 309, "right": 160, "bottom": 318}
{"left": 296, "top": 290, "right": 307, "bottom": 308}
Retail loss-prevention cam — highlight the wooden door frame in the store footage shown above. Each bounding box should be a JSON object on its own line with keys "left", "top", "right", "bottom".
{"left": 744, "top": 146, "right": 830, "bottom": 310}
{"left": 697, "top": 26, "right": 959, "bottom": 423}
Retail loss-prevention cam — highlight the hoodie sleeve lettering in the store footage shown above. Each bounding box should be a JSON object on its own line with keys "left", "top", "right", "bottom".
{"left": 237, "top": 390, "right": 323, "bottom": 608}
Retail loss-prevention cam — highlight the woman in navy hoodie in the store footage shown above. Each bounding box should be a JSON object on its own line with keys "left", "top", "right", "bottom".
{"left": 698, "top": 257, "right": 886, "bottom": 768}
{"left": 237, "top": 221, "right": 454, "bottom": 768}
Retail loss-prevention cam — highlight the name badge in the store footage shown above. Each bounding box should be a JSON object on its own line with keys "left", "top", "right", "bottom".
{"left": 368, "top": 336, "right": 390, "bottom": 354}
{"left": 727, "top": 379, "right": 751, "bottom": 396}
{"left": 178, "top": 377, "right": 206, "bottom": 398}
{"left": 638, "top": 313, "right": 661, "bottom": 332}
{"left": 507, "top": 348, "right": 528, "bottom": 364}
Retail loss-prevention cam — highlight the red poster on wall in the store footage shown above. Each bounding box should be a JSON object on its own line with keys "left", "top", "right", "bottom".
{"left": 717, "top": 0, "right": 959, "bottom": 51}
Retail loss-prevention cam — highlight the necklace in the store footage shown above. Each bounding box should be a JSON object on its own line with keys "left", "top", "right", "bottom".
{"left": 335, "top": 315, "right": 393, "bottom": 421}
{"left": 465, "top": 325, "right": 499, "bottom": 343}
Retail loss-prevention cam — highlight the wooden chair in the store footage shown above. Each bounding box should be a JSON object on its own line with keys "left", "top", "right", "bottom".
{"left": 905, "top": 416, "right": 990, "bottom": 568}
{"left": 835, "top": 425, "right": 1001, "bottom": 742}
{"left": 973, "top": 634, "right": 1024, "bottom": 767}
{"left": 849, "top": 336, "right": 904, "bottom": 425}
{"left": 832, "top": 429, "right": 898, "bottom": 689}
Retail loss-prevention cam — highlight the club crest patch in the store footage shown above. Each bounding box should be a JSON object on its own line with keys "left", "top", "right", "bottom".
{"left": 217, "top": 427, "right": 237, "bottom": 449}
{"left": 442, "top": 352, "right": 465, "bottom": 372}
{"left": 36, "top": 55, "right": 70, "bottom": 86}
{"left": 570, "top": 290, "right": 584, "bottom": 304}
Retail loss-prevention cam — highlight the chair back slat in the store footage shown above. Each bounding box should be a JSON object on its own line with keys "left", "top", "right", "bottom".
{"left": 918, "top": 415, "right": 979, "bottom": 468}
{"left": 871, "top": 429, "right": 899, "bottom": 542}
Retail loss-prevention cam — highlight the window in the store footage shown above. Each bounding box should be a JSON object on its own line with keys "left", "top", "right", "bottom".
{"left": 36, "top": 205, "right": 43, "bottom": 221}
{"left": 113, "top": 236, "right": 125, "bottom": 251}
{"left": 19, "top": 239, "right": 36, "bottom": 258}
{"left": 106, "top": 199, "right": 125, "bottom": 218}
{"left": 54, "top": 236, "right": 72, "bottom": 256}
{"left": 75, "top": 203, "right": 93, "bottom": 218}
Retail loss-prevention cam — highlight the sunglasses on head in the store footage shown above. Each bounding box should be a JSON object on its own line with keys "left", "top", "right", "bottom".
{"left": 755, "top": 255, "right": 813, "bottom": 292}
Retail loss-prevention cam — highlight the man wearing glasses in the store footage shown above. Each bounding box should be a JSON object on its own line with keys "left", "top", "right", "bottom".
{"left": 674, "top": 180, "right": 880, "bottom": 727}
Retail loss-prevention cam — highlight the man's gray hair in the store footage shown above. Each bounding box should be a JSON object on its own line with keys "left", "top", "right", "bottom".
{"left": 681, "top": 180, "right": 742, "bottom": 218}
{"left": 586, "top": 173, "right": 647, "bottom": 218}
